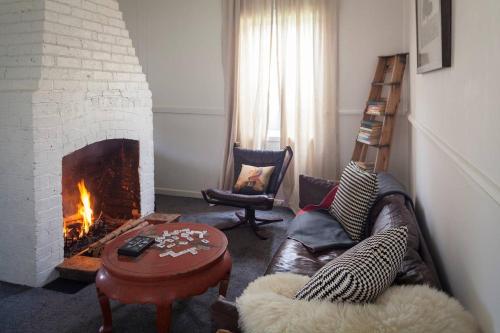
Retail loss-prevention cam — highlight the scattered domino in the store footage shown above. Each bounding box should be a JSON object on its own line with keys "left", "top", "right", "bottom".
{"left": 159, "top": 251, "right": 170, "bottom": 257}
{"left": 158, "top": 229, "right": 211, "bottom": 257}
{"left": 191, "top": 231, "right": 204, "bottom": 239}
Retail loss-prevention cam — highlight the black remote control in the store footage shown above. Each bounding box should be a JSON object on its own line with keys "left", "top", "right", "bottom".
{"left": 117, "top": 235, "right": 155, "bottom": 257}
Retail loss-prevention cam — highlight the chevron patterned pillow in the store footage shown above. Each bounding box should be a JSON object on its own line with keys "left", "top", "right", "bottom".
{"left": 295, "top": 226, "right": 408, "bottom": 303}
{"left": 329, "top": 161, "right": 378, "bottom": 241}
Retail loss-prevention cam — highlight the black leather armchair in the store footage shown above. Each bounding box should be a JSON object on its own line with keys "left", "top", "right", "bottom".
{"left": 202, "top": 144, "right": 293, "bottom": 239}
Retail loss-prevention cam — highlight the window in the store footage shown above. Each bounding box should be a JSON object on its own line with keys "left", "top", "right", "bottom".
{"left": 237, "top": 1, "right": 321, "bottom": 150}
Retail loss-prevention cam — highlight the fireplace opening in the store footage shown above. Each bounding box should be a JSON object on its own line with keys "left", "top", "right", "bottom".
{"left": 62, "top": 139, "right": 140, "bottom": 257}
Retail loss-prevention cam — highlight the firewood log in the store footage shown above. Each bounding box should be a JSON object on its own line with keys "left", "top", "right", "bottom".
{"left": 121, "top": 221, "right": 149, "bottom": 236}
{"left": 87, "top": 217, "right": 147, "bottom": 257}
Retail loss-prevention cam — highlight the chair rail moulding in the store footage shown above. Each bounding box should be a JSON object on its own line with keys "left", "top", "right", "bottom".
{"left": 152, "top": 106, "right": 225, "bottom": 117}
{"left": 408, "top": 114, "right": 500, "bottom": 206}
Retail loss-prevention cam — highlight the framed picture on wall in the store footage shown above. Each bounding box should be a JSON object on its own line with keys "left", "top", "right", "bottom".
{"left": 415, "top": 0, "right": 452, "bottom": 73}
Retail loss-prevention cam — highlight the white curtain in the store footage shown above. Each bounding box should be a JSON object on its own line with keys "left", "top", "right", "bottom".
{"left": 221, "top": 0, "right": 338, "bottom": 210}
{"left": 221, "top": 0, "right": 275, "bottom": 188}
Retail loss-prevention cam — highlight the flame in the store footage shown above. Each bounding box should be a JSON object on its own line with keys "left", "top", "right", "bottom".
{"left": 77, "top": 179, "right": 93, "bottom": 237}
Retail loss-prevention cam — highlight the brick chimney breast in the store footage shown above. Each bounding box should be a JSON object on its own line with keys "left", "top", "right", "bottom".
{"left": 0, "top": 0, "right": 154, "bottom": 286}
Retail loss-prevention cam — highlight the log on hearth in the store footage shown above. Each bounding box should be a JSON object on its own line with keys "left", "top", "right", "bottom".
{"left": 57, "top": 213, "right": 181, "bottom": 282}
{"left": 86, "top": 217, "right": 148, "bottom": 257}
{"left": 87, "top": 213, "right": 181, "bottom": 257}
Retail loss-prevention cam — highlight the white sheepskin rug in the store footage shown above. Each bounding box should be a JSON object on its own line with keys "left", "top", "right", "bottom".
{"left": 236, "top": 273, "right": 480, "bottom": 333}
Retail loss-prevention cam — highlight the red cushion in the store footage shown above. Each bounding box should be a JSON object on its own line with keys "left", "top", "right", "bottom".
{"left": 297, "top": 185, "right": 338, "bottom": 216}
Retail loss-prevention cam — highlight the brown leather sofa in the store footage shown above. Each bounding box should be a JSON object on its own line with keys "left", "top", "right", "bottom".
{"left": 211, "top": 175, "right": 442, "bottom": 333}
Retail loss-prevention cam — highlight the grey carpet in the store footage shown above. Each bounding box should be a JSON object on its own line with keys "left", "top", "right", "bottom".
{"left": 0, "top": 195, "right": 294, "bottom": 333}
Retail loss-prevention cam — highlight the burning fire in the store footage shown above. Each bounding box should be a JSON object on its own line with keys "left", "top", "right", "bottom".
{"left": 63, "top": 179, "right": 94, "bottom": 238}
{"left": 77, "top": 179, "right": 94, "bottom": 237}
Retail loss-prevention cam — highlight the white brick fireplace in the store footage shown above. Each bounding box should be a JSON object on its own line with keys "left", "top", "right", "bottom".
{"left": 0, "top": 0, "right": 154, "bottom": 286}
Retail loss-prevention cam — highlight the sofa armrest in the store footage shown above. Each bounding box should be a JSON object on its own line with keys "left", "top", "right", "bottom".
{"left": 211, "top": 296, "right": 241, "bottom": 333}
{"left": 299, "top": 175, "right": 337, "bottom": 209}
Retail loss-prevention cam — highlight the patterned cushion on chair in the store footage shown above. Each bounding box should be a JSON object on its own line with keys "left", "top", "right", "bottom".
{"left": 233, "top": 164, "right": 276, "bottom": 194}
{"left": 329, "top": 161, "right": 378, "bottom": 241}
{"left": 294, "top": 226, "right": 408, "bottom": 303}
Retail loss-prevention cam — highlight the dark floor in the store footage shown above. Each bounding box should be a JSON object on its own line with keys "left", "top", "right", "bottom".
{"left": 0, "top": 195, "right": 294, "bottom": 333}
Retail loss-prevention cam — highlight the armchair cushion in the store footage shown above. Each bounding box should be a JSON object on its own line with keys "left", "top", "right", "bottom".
{"left": 233, "top": 147, "right": 286, "bottom": 195}
{"left": 205, "top": 189, "right": 274, "bottom": 208}
{"left": 236, "top": 273, "right": 479, "bottom": 333}
{"left": 233, "top": 164, "right": 275, "bottom": 194}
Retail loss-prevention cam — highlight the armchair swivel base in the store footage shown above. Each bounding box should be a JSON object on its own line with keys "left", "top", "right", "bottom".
{"left": 233, "top": 209, "right": 283, "bottom": 240}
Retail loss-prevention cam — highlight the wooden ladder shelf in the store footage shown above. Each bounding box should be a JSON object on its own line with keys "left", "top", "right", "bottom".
{"left": 351, "top": 53, "right": 408, "bottom": 172}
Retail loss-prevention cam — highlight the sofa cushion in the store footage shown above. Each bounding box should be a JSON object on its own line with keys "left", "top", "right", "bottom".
{"left": 265, "top": 238, "right": 345, "bottom": 277}
{"left": 294, "top": 226, "right": 408, "bottom": 303}
{"left": 299, "top": 175, "right": 337, "bottom": 209}
{"left": 329, "top": 161, "right": 378, "bottom": 241}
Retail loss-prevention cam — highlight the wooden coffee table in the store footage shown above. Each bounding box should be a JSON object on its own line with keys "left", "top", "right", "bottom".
{"left": 95, "top": 222, "right": 232, "bottom": 333}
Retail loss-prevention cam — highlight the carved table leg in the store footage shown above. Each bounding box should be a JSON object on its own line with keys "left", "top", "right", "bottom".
{"left": 218, "top": 270, "right": 231, "bottom": 297}
{"left": 156, "top": 302, "right": 172, "bottom": 333}
{"left": 97, "top": 287, "right": 113, "bottom": 333}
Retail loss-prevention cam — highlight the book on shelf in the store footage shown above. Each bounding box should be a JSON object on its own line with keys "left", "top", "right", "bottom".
{"left": 367, "top": 99, "right": 386, "bottom": 106}
{"left": 358, "top": 125, "right": 380, "bottom": 139}
{"left": 357, "top": 134, "right": 379, "bottom": 145}
{"left": 359, "top": 127, "right": 381, "bottom": 134}
{"left": 358, "top": 131, "right": 379, "bottom": 138}
{"left": 366, "top": 108, "right": 385, "bottom": 116}
{"left": 360, "top": 120, "right": 383, "bottom": 128}
{"left": 357, "top": 138, "right": 378, "bottom": 145}
{"left": 366, "top": 100, "right": 386, "bottom": 115}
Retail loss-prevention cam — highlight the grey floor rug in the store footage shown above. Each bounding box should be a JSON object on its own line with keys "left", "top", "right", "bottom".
{"left": 0, "top": 195, "right": 294, "bottom": 333}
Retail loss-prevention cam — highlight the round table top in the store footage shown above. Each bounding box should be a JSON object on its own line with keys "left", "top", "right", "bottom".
{"left": 101, "top": 222, "right": 228, "bottom": 282}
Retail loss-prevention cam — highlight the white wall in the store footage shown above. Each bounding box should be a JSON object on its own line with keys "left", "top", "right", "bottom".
{"left": 338, "top": 0, "right": 410, "bottom": 187}
{"left": 120, "top": 0, "right": 225, "bottom": 198}
{"left": 408, "top": 0, "right": 500, "bottom": 332}
{"left": 120, "top": 0, "right": 410, "bottom": 195}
